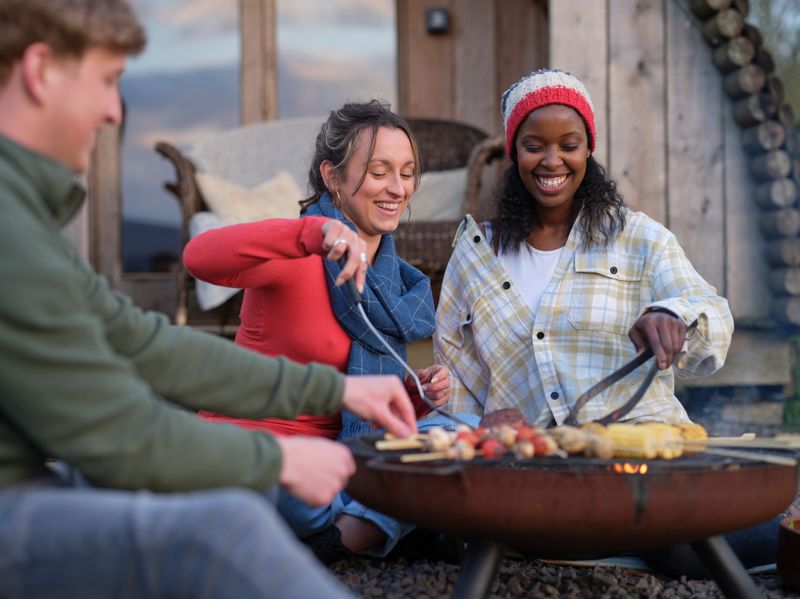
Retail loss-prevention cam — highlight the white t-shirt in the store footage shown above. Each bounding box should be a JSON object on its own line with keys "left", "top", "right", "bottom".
{"left": 485, "top": 222, "right": 563, "bottom": 314}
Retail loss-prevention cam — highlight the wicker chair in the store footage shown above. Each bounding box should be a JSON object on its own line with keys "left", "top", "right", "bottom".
{"left": 156, "top": 117, "right": 501, "bottom": 333}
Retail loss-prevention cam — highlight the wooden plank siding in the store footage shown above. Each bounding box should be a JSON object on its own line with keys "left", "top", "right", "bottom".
{"left": 666, "top": 0, "right": 726, "bottom": 294}
{"left": 608, "top": 0, "right": 667, "bottom": 223}
{"left": 453, "top": 0, "right": 496, "bottom": 132}
{"left": 397, "top": 0, "right": 548, "bottom": 135}
{"left": 239, "top": 0, "right": 277, "bottom": 124}
{"left": 549, "top": 0, "right": 609, "bottom": 164}
{"left": 397, "top": 0, "right": 456, "bottom": 122}
{"left": 88, "top": 123, "right": 123, "bottom": 287}
{"left": 548, "top": 0, "right": 791, "bottom": 384}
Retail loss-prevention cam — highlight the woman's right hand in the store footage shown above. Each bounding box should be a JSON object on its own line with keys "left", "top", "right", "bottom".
{"left": 321, "top": 219, "right": 368, "bottom": 293}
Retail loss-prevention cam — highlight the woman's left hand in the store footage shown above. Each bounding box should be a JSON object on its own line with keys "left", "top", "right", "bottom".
{"left": 628, "top": 310, "right": 687, "bottom": 370}
{"left": 407, "top": 364, "right": 450, "bottom": 407}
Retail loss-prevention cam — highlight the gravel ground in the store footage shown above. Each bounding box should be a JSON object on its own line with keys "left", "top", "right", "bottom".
{"left": 330, "top": 392, "right": 800, "bottom": 598}
{"left": 331, "top": 555, "right": 800, "bottom": 598}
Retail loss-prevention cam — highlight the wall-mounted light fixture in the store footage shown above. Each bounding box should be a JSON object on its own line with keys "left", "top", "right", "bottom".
{"left": 425, "top": 7, "right": 450, "bottom": 34}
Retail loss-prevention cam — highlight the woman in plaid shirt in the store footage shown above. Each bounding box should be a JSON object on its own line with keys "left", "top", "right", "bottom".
{"left": 434, "top": 68, "right": 734, "bottom": 428}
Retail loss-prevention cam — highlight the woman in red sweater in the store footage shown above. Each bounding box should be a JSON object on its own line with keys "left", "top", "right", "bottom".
{"left": 184, "top": 100, "right": 454, "bottom": 560}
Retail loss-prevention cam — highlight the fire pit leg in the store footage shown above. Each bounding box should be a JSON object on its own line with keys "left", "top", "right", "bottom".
{"left": 452, "top": 540, "right": 503, "bottom": 599}
{"left": 690, "top": 536, "right": 760, "bottom": 599}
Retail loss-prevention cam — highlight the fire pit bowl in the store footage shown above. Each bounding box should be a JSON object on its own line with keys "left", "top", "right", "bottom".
{"left": 344, "top": 434, "right": 799, "bottom": 559}
{"left": 778, "top": 516, "right": 800, "bottom": 591}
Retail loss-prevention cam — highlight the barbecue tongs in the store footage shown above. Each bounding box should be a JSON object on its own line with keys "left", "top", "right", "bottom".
{"left": 562, "top": 318, "right": 699, "bottom": 427}
{"left": 338, "top": 258, "right": 474, "bottom": 428}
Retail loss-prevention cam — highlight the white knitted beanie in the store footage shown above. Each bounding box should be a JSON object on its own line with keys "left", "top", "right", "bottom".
{"left": 501, "top": 68, "right": 596, "bottom": 156}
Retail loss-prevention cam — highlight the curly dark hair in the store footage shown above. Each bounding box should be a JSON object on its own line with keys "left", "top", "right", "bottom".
{"left": 491, "top": 155, "right": 626, "bottom": 253}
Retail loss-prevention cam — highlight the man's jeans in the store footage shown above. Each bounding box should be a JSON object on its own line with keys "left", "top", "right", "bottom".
{"left": 278, "top": 412, "right": 482, "bottom": 557}
{"left": 0, "top": 469, "right": 353, "bottom": 599}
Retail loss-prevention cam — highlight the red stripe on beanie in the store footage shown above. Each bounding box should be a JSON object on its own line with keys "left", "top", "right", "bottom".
{"left": 505, "top": 87, "right": 596, "bottom": 156}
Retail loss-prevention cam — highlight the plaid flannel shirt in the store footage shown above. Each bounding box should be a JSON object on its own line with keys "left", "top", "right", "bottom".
{"left": 433, "top": 211, "right": 733, "bottom": 426}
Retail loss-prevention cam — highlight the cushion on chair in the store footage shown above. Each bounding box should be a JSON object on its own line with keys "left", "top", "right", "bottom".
{"left": 189, "top": 170, "right": 303, "bottom": 311}
{"left": 188, "top": 212, "right": 243, "bottom": 311}
{"left": 195, "top": 170, "right": 303, "bottom": 223}
{"left": 410, "top": 167, "right": 468, "bottom": 222}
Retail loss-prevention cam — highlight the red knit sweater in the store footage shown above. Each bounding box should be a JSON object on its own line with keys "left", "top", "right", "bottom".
{"left": 184, "top": 216, "right": 349, "bottom": 439}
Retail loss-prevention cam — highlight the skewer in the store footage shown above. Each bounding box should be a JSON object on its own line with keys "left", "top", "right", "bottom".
{"left": 399, "top": 449, "right": 486, "bottom": 463}
{"left": 686, "top": 437, "right": 800, "bottom": 451}
{"left": 384, "top": 432, "right": 429, "bottom": 441}
{"left": 698, "top": 447, "right": 798, "bottom": 467}
{"left": 376, "top": 438, "right": 425, "bottom": 451}
{"left": 400, "top": 451, "right": 449, "bottom": 463}
{"left": 608, "top": 441, "right": 798, "bottom": 466}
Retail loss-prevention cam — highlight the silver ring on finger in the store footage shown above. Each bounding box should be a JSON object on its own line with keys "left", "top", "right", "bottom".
{"left": 333, "top": 238, "right": 347, "bottom": 247}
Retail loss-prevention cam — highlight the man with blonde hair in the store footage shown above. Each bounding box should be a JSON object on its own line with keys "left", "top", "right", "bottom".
{"left": 0, "top": 1, "right": 415, "bottom": 596}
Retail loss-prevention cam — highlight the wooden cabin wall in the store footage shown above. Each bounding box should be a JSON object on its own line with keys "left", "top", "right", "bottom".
{"left": 396, "top": 0, "right": 548, "bottom": 136}
{"left": 551, "top": 0, "right": 772, "bottom": 325}
{"left": 551, "top": 0, "right": 792, "bottom": 386}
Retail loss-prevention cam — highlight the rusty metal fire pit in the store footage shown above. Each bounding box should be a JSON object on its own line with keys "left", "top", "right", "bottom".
{"left": 344, "top": 434, "right": 800, "bottom": 599}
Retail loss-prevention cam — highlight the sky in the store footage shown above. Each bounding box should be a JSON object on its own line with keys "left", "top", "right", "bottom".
{"left": 121, "top": 0, "right": 396, "bottom": 225}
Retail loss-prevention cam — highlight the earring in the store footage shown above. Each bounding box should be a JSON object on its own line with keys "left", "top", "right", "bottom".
{"left": 406, "top": 202, "right": 412, "bottom": 224}
{"left": 331, "top": 189, "right": 341, "bottom": 208}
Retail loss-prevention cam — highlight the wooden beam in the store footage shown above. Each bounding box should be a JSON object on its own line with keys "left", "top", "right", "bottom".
{"left": 239, "top": 0, "right": 277, "bottom": 124}
{"left": 493, "top": 0, "right": 549, "bottom": 135}
{"left": 549, "top": 0, "right": 609, "bottom": 165}
{"left": 608, "top": 0, "right": 667, "bottom": 223}
{"left": 87, "top": 123, "right": 122, "bottom": 287}
{"left": 395, "top": 0, "right": 455, "bottom": 119}
{"left": 666, "top": 0, "right": 725, "bottom": 294}
{"left": 454, "top": 0, "right": 496, "bottom": 133}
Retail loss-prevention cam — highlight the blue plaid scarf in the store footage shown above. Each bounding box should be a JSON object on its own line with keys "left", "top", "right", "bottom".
{"left": 304, "top": 193, "right": 435, "bottom": 378}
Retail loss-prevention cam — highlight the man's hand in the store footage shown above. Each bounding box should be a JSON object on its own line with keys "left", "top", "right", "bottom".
{"left": 276, "top": 436, "right": 355, "bottom": 506}
{"left": 343, "top": 375, "right": 417, "bottom": 438}
{"left": 321, "top": 219, "right": 368, "bottom": 292}
{"left": 628, "top": 310, "right": 686, "bottom": 370}
{"left": 406, "top": 364, "right": 450, "bottom": 407}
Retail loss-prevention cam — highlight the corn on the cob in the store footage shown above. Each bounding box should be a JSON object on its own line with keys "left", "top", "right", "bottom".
{"left": 677, "top": 422, "right": 708, "bottom": 454}
{"left": 676, "top": 422, "right": 707, "bottom": 440}
{"left": 581, "top": 422, "right": 608, "bottom": 436}
{"left": 584, "top": 432, "right": 615, "bottom": 459}
{"left": 606, "top": 423, "right": 659, "bottom": 460}
{"left": 639, "top": 423, "right": 683, "bottom": 459}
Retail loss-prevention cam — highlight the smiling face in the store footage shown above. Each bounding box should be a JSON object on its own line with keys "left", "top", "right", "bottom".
{"left": 515, "top": 104, "right": 589, "bottom": 214}
{"left": 44, "top": 46, "right": 125, "bottom": 172}
{"left": 336, "top": 125, "right": 416, "bottom": 243}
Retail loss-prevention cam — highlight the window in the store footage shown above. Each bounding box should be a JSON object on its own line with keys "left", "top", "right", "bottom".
{"left": 277, "top": 0, "right": 396, "bottom": 117}
{"left": 122, "top": 0, "right": 240, "bottom": 273}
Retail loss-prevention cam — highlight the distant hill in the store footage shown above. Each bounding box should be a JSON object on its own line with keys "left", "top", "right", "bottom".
{"left": 122, "top": 220, "right": 180, "bottom": 273}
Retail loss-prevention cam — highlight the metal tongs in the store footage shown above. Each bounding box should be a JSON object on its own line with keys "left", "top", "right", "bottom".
{"left": 562, "top": 319, "right": 699, "bottom": 426}
{"left": 338, "top": 258, "right": 474, "bottom": 428}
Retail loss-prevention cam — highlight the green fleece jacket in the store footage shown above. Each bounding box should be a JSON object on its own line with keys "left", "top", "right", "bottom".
{"left": 0, "top": 134, "right": 345, "bottom": 492}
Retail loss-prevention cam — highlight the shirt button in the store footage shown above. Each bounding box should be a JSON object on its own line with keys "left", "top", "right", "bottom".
{"left": 550, "top": 391, "right": 559, "bottom": 400}
{"left": 502, "top": 281, "right": 511, "bottom": 290}
{"left": 610, "top": 266, "right": 618, "bottom": 274}
{"left": 473, "top": 235, "right": 481, "bottom": 243}
{"left": 536, "top": 332, "right": 545, "bottom": 340}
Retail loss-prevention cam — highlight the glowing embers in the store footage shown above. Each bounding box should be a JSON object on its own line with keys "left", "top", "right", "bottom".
{"left": 613, "top": 462, "right": 649, "bottom": 475}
